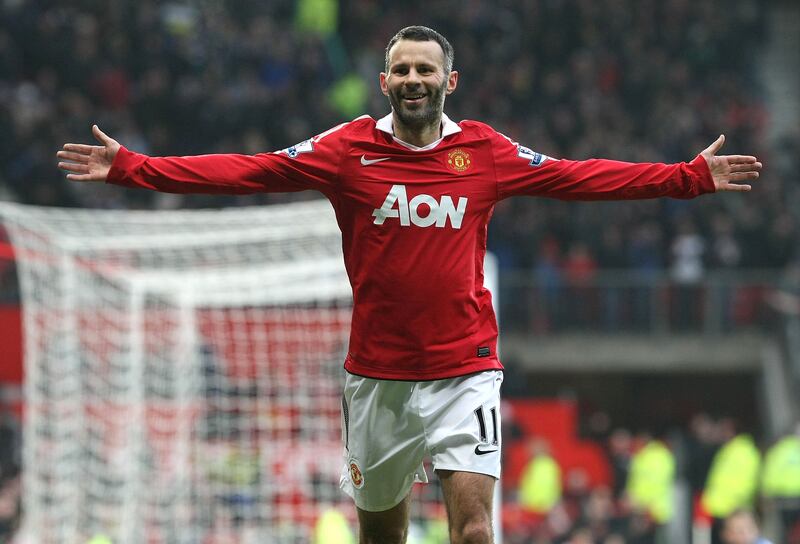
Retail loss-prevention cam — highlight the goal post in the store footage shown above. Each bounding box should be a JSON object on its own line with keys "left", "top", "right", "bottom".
{"left": 0, "top": 199, "right": 501, "bottom": 544}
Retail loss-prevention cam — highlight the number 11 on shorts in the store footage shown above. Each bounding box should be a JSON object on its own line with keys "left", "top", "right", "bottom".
{"left": 474, "top": 405, "right": 499, "bottom": 455}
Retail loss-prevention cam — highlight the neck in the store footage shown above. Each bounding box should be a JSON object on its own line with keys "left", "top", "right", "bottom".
{"left": 392, "top": 113, "right": 442, "bottom": 147}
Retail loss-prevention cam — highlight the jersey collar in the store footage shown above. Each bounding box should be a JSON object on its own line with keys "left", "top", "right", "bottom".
{"left": 376, "top": 112, "right": 461, "bottom": 151}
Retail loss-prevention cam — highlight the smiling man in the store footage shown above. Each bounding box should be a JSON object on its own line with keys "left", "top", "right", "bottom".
{"left": 57, "top": 25, "right": 761, "bottom": 544}
{"left": 381, "top": 30, "right": 457, "bottom": 147}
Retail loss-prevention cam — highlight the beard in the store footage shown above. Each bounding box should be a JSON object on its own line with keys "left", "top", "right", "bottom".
{"left": 388, "top": 78, "right": 448, "bottom": 131}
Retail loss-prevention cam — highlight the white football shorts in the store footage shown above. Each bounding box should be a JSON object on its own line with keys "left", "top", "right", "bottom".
{"left": 339, "top": 370, "right": 503, "bottom": 512}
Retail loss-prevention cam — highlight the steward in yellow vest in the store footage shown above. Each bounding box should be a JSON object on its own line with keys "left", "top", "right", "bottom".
{"left": 314, "top": 508, "right": 355, "bottom": 544}
{"left": 626, "top": 439, "right": 676, "bottom": 523}
{"left": 702, "top": 434, "right": 761, "bottom": 518}
{"left": 519, "top": 440, "right": 562, "bottom": 514}
{"left": 762, "top": 434, "right": 800, "bottom": 499}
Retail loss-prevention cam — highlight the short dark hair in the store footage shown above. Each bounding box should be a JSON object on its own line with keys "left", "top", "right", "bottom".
{"left": 384, "top": 26, "right": 454, "bottom": 74}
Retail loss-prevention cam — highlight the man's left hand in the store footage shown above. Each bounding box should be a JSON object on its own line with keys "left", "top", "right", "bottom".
{"left": 700, "top": 134, "right": 762, "bottom": 192}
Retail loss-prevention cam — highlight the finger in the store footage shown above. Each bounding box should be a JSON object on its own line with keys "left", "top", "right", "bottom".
{"left": 65, "top": 173, "right": 103, "bottom": 182}
{"left": 702, "top": 134, "right": 725, "bottom": 156}
{"left": 62, "top": 143, "right": 96, "bottom": 154}
{"left": 58, "top": 161, "right": 90, "bottom": 174}
{"left": 721, "top": 155, "right": 758, "bottom": 164}
{"left": 92, "top": 124, "right": 113, "bottom": 146}
{"left": 56, "top": 150, "right": 90, "bottom": 164}
{"left": 728, "top": 171, "right": 760, "bottom": 181}
{"left": 729, "top": 163, "right": 762, "bottom": 173}
{"left": 720, "top": 183, "right": 752, "bottom": 192}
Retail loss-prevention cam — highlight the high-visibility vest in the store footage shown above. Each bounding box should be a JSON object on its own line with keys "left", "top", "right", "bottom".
{"left": 762, "top": 435, "right": 800, "bottom": 498}
{"left": 329, "top": 75, "right": 369, "bottom": 120}
{"left": 701, "top": 434, "right": 761, "bottom": 517}
{"left": 519, "top": 454, "right": 562, "bottom": 513}
{"left": 420, "top": 517, "right": 449, "bottom": 544}
{"left": 314, "top": 508, "right": 355, "bottom": 544}
{"left": 626, "top": 440, "right": 676, "bottom": 523}
{"left": 295, "top": 0, "right": 338, "bottom": 36}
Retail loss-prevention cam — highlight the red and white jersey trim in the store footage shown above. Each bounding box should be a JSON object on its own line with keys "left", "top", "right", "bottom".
{"left": 375, "top": 113, "right": 462, "bottom": 151}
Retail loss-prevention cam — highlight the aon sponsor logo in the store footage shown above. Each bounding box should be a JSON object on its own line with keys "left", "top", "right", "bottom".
{"left": 372, "top": 184, "right": 468, "bottom": 229}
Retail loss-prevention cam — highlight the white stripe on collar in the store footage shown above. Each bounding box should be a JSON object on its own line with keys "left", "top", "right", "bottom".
{"left": 375, "top": 112, "right": 461, "bottom": 151}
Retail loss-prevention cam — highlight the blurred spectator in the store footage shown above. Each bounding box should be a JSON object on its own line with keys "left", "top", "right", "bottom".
{"left": 761, "top": 425, "right": 800, "bottom": 543}
{"left": 597, "top": 226, "right": 627, "bottom": 331}
{"left": 313, "top": 507, "right": 354, "bottom": 544}
{"left": 625, "top": 434, "right": 675, "bottom": 526}
{"left": 0, "top": 475, "right": 20, "bottom": 539}
{"left": 607, "top": 428, "right": 633, "bottom": 500}
{"left": 687, "top": 413, "right": 721, "bottom": 497}
{"left": 582, "top": 486, "right": 619, "bottom": 542}
{"left": 708, "top": 212, "right": 743, "bottom": 330}
{"left": 702, "top": 432, "right": 762, "bottom": 544}
{"left": 720, "top": 509, "right": 773, "bottom": 544}
{"left": 628, "top": 222, "right": 665, "bottom": 329}
{"left": 670, "top": 215, "right": 706, "bottom": 330}
{"left": 296, "top": 0, "right": 338, "bottom": 37}
{"left": 531, "top": 236, "right": 563, "bottom": 333}
{"left": 328, "top": 73, "right": 368, "bottom": 119}
{"left": 564, "top": 526, "right": 594, "bottom": 544}
{"left": 563, "top": 242, "right": 598, "bottom": 329}
{"left": 518, "top": 438, "right": 562, "bottom": 516}
{"left": 0, "top": 412, "right": 18, "bottom": 482}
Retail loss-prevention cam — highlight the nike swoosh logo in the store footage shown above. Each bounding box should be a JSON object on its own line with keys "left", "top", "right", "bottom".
{"left": 360, "top": 155, "right": 391, "bottom": 166}
{"left": 474, "top": 445, "right": 499, "bottom": 456}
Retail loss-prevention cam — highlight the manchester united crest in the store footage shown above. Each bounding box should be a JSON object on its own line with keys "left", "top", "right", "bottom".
{"left": 447, "top": 149, "right": 472, "bottom": 173}
{"left": 349, "top": 461, "right": 364, "bottom": 489}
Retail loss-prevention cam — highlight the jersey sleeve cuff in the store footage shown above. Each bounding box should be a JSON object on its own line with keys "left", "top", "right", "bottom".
{"left": 689, "top": 154, "right": 716, "bottom": 195}
{"left": 106, "top": 146, "right": 147, "bottom": 187}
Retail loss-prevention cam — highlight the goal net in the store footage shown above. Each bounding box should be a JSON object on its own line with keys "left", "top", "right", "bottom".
{"left": 1, "top": 199, "right": 499, "bottom": 544}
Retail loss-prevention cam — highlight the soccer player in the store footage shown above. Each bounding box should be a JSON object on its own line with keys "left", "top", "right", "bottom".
{"left": 57, "top": 25, "right": 761, "bottom": 544}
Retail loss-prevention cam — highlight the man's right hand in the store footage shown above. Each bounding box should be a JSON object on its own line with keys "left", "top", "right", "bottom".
{"left": 57, "top": 125, "right": 121, "bottom": 182}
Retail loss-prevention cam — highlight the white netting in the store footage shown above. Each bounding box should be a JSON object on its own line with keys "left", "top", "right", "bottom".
{"left": 1, "top": 200, "right": 361, "bottom": 543}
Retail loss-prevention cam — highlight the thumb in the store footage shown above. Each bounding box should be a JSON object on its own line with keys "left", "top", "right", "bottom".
{"left": 702, "top": 134, "right": 725, "bottom": 157}
{"left": 92, "top": 124, "right": 113, "bottom": 146}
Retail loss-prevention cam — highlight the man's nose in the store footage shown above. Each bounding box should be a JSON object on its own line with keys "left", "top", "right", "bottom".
{"left": 405, "top": 68, "right": 421, "bottom": 85}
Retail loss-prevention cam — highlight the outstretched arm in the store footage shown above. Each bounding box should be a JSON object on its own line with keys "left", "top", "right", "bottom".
{"left": 700, "top": 134, "right": 761, "bottom": 192}
{"left": 57, "top": 125, "right": 120, "bottom": 182}
{"left": 57, "top": 124, "right": 346, "bottom": 196}
{"left": 492, "top": 128, "right": 762, "bottom": 201}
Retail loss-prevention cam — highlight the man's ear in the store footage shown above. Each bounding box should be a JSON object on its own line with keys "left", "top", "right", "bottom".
{"left": 446, "top": 70, "right": 459, "bottom": 95}
{"left": 379, "top": 72, "right": 389, "bottom": 96}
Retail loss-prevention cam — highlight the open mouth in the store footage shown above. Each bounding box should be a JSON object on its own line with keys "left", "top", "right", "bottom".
{"left": 402, "top": 94, "right": 426, "bottom": 104}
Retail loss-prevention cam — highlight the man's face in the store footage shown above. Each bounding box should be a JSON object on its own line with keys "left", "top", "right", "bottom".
{"left": 380, "top": 39, "right": 458, "bottom": 129}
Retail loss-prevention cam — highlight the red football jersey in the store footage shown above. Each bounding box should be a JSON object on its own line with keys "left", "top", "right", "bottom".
{"left": 107, "top": 113, "right": 715, "bottom": 380}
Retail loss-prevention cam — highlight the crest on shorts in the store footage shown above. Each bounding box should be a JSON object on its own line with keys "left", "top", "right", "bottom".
{"left": 349, "top": 460, "right": 364, "bottom": 489}
{"left": 447, "top": 148, "right": 472, "bottom": 173}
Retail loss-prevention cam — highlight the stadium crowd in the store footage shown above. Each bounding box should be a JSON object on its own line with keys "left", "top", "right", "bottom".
{"left": 499, "top": 411, "right": 800, "bottom": 544}
{"left": 1, "top": 0, "right": 799, "bottom": 542}
{"left": 0, "top": 0, "right": 796, "bottom": 274}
